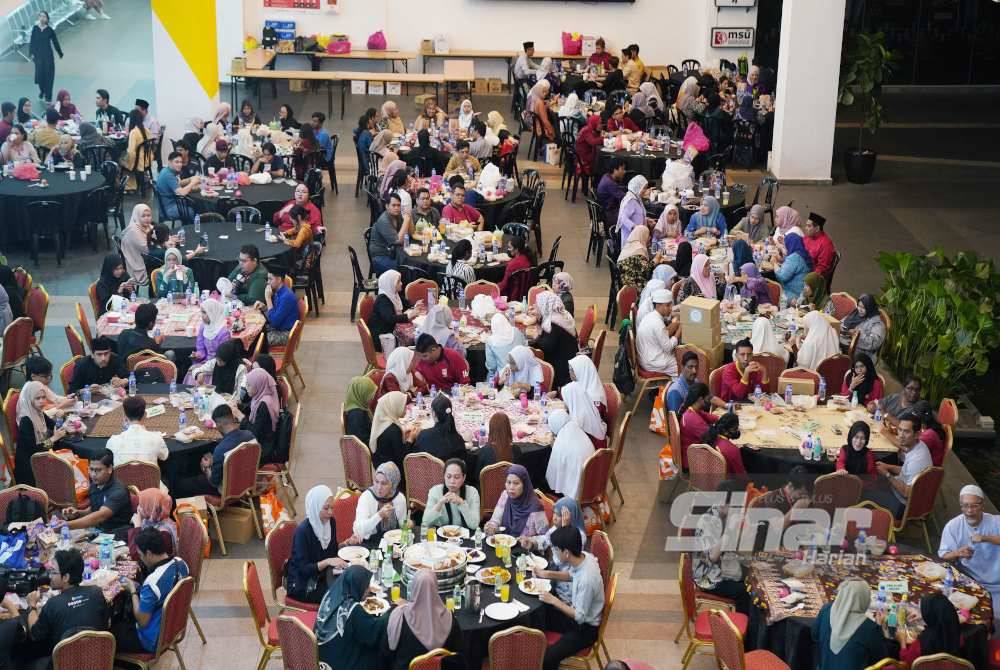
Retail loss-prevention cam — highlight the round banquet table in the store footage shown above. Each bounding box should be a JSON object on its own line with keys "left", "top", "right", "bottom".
{"left": 414, "top": 177, "right": 523, "bottom": 233}
{"left": 187, "top": 179, "right": 297, "bottom": 220}
{"left": 596, "top": 146, "right": 672, "bottom": 182}
{"left": 399, "top": 234, "right": 517, "bottom": 288}
{"left": 359, "top": 535, "right": 547, "bottom": 670}
{"left": 176, "top": 221, "right": 292, "bottom": 292}
{"left": 644, "top": 184, "right": 747, "bottom": 229}
{"left": 0, "top": 169, "right": 105, "bottom": 247}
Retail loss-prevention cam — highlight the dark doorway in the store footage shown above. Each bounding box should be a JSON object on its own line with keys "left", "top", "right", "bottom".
{"left": 754, "top": 0, "right": 783, "bottom": 70}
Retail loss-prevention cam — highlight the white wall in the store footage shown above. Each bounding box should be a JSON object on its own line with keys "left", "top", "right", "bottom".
{"left": 217, "top": 0, "right": 245, "bottom": 84}
{"left": 240, "top": 0, "right": 757, "bottom": 80}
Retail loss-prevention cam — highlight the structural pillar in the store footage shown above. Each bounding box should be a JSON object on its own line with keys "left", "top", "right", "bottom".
{"left": 769, "top": 0, "right": 847, "bottom": 184}
{"left": 150, "top": 0, "right": 220, "bottom": 146}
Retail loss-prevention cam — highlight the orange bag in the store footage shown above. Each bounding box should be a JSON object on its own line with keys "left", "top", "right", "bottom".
{"left": 53, "top": 449, "right": 90, "bottom": 506}
{"left": 648, "top": 385, "right": 669, "bottom": 436}
{"left": 259, "top": 484, "right": 287, "bottom": 534}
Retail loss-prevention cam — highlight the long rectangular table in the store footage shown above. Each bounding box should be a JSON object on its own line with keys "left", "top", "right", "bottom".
{"left": 420, "top": 48, "right": 588, "bottom": 87}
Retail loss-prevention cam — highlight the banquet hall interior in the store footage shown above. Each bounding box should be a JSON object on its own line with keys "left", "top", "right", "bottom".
{"left": 0, "top": 0, "right": 999, "bottom": 669}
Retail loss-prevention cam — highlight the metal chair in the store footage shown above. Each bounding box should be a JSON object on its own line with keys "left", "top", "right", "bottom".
{"left": 707, "top": 608, "right": 790, "bottom": 670}
{"left": 0, "top": 484, "right": 48, "bottom": 524}
{"left": 348, "top": 245, "right": 377, "bottom": 322}
{"left": 25, "top": 200, "right": 64, "bottom": 266}
{"left": 115, "top": 577, "right": 196, "bottom": 670}
{"left": 485, "top": 626, "right": 546, "bottom": 670}
{"left": 52, "top": 630, "right": 116, "bottom": 670}
{"left": 404, "top": 452, "right": 445, "bottom": 510}
{"left": 83, "top": 145, "right": 112, "bottom": 168}
{"left": 114, "top": 460, "right": 162, "bottom": 492}
{"left": 276, "top": 615, "right": 322, "bottom": 670}
{"left": 1, "top": 317, "right": 34, "bottom": 390}
{"left": 230, "top": 153, "right": 253, "bottom": 173}
{"left": 265, "top": 519, "right": 319, "bottom": 611}
{"left": 340, "top": 435, "right": 374, "bottom": 490}
{"left": 174, "top": 511, "right": 208, "bottom": 643}
{"left": 577, "top": 448, "right": 616, "bottom": 524}
{"left": 585, "top": 193, "right": 607, "bottom": 267}
{"left": 204, "top": 441, "right": 264, "bottom": 555}
{"left": 243, "top": 560, "right": 317, "bottom": 670}
{"left": 894, "top": 467, "right": 945, "bottom": 552}
{"left": 30, "top": 452, "right": 77, "bottom": 508}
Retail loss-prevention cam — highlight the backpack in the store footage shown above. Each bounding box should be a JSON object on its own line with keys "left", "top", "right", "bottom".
{"left": 6, "top": 493, "right": 45, "bottom": 525}
{"left": 271, "top": 409, "right": 294, "bottom": 464}
{"left": 612, "top": 322, "right": 635, "bottom": 395}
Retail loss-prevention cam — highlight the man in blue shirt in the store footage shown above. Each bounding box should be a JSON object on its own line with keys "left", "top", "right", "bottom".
{"left": 115, "top": 527, "right": 190, "bottom": 653}
{"left": 666, "top": 351, "right": 726, "bottom": 413}
{"left": 311, "top": 111, "right": 334, "bottom": 163}
{"left": 155, "top": 152, "right": 199, "bottom": 221}
{"left": 255, "top": 266, "right": 298, "bottom": 345}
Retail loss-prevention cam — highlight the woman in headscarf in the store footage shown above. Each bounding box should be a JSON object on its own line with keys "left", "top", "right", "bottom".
{"left": 379, "top": 100, "right": 405, "bottom": 135}
{"left": 414, "top": 394, "right": 467, "bottom": 462}
{"left": 654, "top": 204, "right": 683, "bottom": 242}
{"left": 677, "top": 77, "right": 706, "bottom": 121}
{"left": 370, "top": 392, "right": 412, "bottom": 478}
{"left": 237, "top": 99, "right": 260, "bottom": 128}
{"left": 422, "top": 304, "right": 465, "bottom": 356}
{"left": 628, "top": 90, "right": 652, "bottom": 128}
{"left": 635, "top": 279, "right": 665, "bottom": 326}
{"left": 485, "top": 464, "right": 548, "bottom": 538}
{"left": 750, "top": 317, "right": 788, "bottom": 363}
{"left": 190, "top": 339, "right": 247, "bottom": 395}
{"left": 127, "top": 488, "right": 178, "bottom": 560}
{"left": 154, "top": 247, "right": 194, "bottom": 299}
{"left": 569, "top": 354, "right": 607, "bottom": 408}
{"left": 353, "top": 462, "right": 406, "bottom": 542}
{"left": 553, "top": 272, "right": 576, "bottom": 316}
{"left": 526, "top": 79, "right": 556, "bottom": 142}
{"left": 379, "top": 158, "right": 407, "bottom": 201}
{"left": 477, "top": 412, "right": 516, "bottom": 471}
{"left": 678, "top": 253, "right": 719, "bottom": 301}
{"left": 422, "top": 458, "right": 480, "bottom": 531}
{"left": 772, "top": 205, "right": 804, "bottom": 241}
{"left": 93, "top": 253, "right": 134, "bottom": 315}
{"left": 728, "top": 239, "right": 755, "bottom": 277}
{"left": 774, "top": 232, "right": 812, "bottom": 299}
{"left": 0, "top": 285, "right": 12, "bottom": 335}
{"left": 211, "top": 102, "right": 231, "bottom": 126}
{"left": 233, "top": 127, "right": 257, "bottom": 159}
{"left": 673, "top": 240, "right": 693, "bottom": 278}
{"left": 121, "top": 203, "right": 153, "bottom": 285}
{"left": 640, "top": 81, "right": 665, "bottom": 119}
{"left": 315, "top": 565, "right": 386, "bottom": 670}
{"left": 897, "top": 594, "right": 963, "bottom": 665}
{"left": 456, "top": 98, "right": 476, "bottom": 130}
{"left": 486, "top": 312, "right": 526, "bottom": 380}
{"left": 737, "top": 263, "right": 772, "bottom": 306}
{"left": 841, "top": 353, "right": 883, "bottom": 406}
{"left": 519, "top": 497, "right": 587, "bottom": 604}
{"left": 574, "top": 115, "right": 603, "bottom": 190}
{"left": 239, "top": 368, "right": 280, "bottom": 463}
{"left": 368, "top": 270, "right": 412, "bottom": 353}
{"left": 838, "top": 294, "right": 885, "bottom": 363}
{"left": 558, "top": 92, "right": 586, "bottom": 124}
{"left": 287, "top": 485, "right": 353, "bottom": 604}
{"left": 731, "top": 204, "right": 770, "bottom": 243}
{"left": 835, "top": 421, "right": 875, "bottom": 477}
{"left": 50, "top": 135, "right": 84, "bottom": 169}
{"left": 561, "top": 379, "right": 607, "bottom": 450}
{"left": 413, "top": 97, "right": 447, "bottom": 130}
{"left": 500, "top": 345, "right": 544, "bottom": 396}
{"left": 343, "top": 376, "right": 377, "bottom": 446}
{"left": 384, "top": 569, "right": 460, "bottom": 670}
{"left": 191, "top": 297, "right": 230, "bottom": 363}
{"left": 197, "top": 122, "right": 224, "bottom": 159}
{"left": 121, "top": 108, "right": 150, "bottom": 191}
{"left": 377, "top": 347, "right": 425, "bottom": 401}
{"left": 54, "top": 90, "right": 77, "bottom": 120}
{"left": 16, "top": 97, "right": 35, "bottom": 124}
{"left": 801, "top": 272, "right": 830, "bottom": 312}
{"left": 685, "top": 195, "right": 727, "bottom": 238}
{"left": 616, "top": 174, "right": 650, "bottom": 249}
{"left": 617, "top": 225, "right": 661, "bottom": 290}
{"left": 811, "top": 578, "right": 885, "bottom": 670}
{"left": 368, "top": 129, "right": 394, "bottom": 161}
{"left": 794, "top": 310, "right": 841, "bottom": 371}
{"left": 378, "top": 149, "right": 400, "bottom": 176}
{"left": 14, "top": 381, "right": 66, "bottom": 485}
{"left": 76, "top": 122, "right": 112, "bottom": 152}
{"left": 530, "top": 292, "right": 578, "bottom": 389}
{"left": 545, "top": 409, "right": 596, "bottom": 498}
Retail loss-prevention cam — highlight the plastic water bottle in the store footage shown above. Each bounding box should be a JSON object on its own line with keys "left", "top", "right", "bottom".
{"left": 818, "top": 378, "right": 827, "bottom": 403}
{"left": 381, "top": 555, "right": 394, "bottom": 589}
{"left": 753, "top": 384, "right": 763, "bottom": 405}
{"left": 192, "top": 284, "right": 200, "bottom": 305}
{"left": 802, "top": 432, "right": 813, "bottom": 461}
{"left": 153, "top": 326, "right": 161, "bottom": 339}
{"left": 169, "top": 379, "right": 177, "bottom": 398}
{"left": 451, "top": 383, "right": 459, "bottom": 399}
{"left": 81, "top": 386, "right": 92, "bottom": 407}
{"left": 201, "top": 233, "right": 210, "bottom": 253}
{"left": 813, "top": 435, "right": 823, "bottom": 461}
{"left": 478, "top": 423, "right": 487, "bottom": 448}
{"left": 851, "top": 391, "right": 859, "bottom": 409}
{"left": 403, "top": 233, "right": 410, "bottom": 248}
{"left": 185, "top": 287, "right": 193, "bottom": 306}
{"left": 128, "top": 372, "right": 136, "bottom": 397}
{"left": 177, "top": 228, "right": 186, "bottom": 247}
{"left": 235, "top": 211, "right": 243, "bottom": 232}
{"left": 824, "top": 300, "right": 834, "bottom": 315}
{"left": 178, "top": 409, "right": 187, "bottom": 432}
{"left": 194, "top": 214, "right": 201, "bottom": 234}
{"left": 886, "top": 602, "right": 898, "bottom": 637}
{"left": 264, "top": 222, "right": 272, "bottom": 240}
{"left": 492, "top": 238, "right": 499, "bottom": 254}
{"left": 99, "top": 537, "right": 113, "bottom": 570}
{"left": 876, "top": 585, "right": 886, "bottom": 615}
{"left": 533, "top": 381, "right": 541, "bottom": 399}
{"left": 458, "top": 288, "right": 466, "bottom": 311}
{"left": 784, "top": 384, "right": 793, "bottom": 405}
{"left": 943, "top": 568, "right": 954, "bottom": 596}
{"left": 45, "top": 151, "right": 54, "bottom": 172}
{"left": 415, "top": 391, "right": 424, "bottom": 409}
{"left": 429, "top": 384, "right": 437, "bottom": 398}
{"left": 60, "top": 524, "right": 71, "bottom": 550}
{"left": 857, "top": 529, "right": 867, "bottom": 552}
{"left": 130, "top": 290, "right": 137, "bottom": 303}
{"left": 427, "top": 288, "right": 435, "bottom": 305}
{"left": 452, "top": 583, "right": 463, "bottom": 610}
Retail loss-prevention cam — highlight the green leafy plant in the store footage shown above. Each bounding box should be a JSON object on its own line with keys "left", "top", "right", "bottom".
{"left": 838, "top": 32, "right": 900, "bottom": 152}
{"left": 877, "top": 249, "right": 1000, "bottom": 405}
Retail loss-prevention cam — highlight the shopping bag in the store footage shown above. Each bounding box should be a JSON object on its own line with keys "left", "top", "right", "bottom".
{"left": 327, "top": 39, "right": 351, "bottom": 55}
{"left": 561, "top": 31, "right": 582, "bottom": 56}
{"left": 367, "top": 30, "right": 387, "bottom": 50}
{"left": 544, "top": 143, "right": 561, "bottom": 166}
{"left": 649, "top": 385, "right": 668, "bottom": 436}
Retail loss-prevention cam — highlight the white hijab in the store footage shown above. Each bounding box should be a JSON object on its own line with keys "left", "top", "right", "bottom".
{"left": 507, "top": 345, "right": 543, "bottom": 386}
{"left": 200, "top": 298, "right": 227, "bottom": 340}
{"left": 197, "top": 122, "right": 224, "bottom": 158}
{"left": 828, "top": 579, "right": 871, "bottom": 655}
{"left": 384, "top": 347, "right": 415, "bottom": 393}
{"left": 558, "top": 93, "right": 584, "bottom": 118}
{"left": 235, "top": 127, "right": 256, "bottom": 158}
{"left": 796, "top": 311, "right": 840, "bottom": 371}
{"left": 16, "top": 381, "right": 49, "bottom": 443}
{"left": 121, "top": 204, "right": 151, "bottom": 285}
{"left": 423, "top": 305, "right": 454, "bottom": 348}
{"left": 457, "top": 99, "right": 475, "bottom": 130}
{"left": 539, "top": 57, "right": 553, "bottom": 74}
{"left": 378, "top": 270, "right": 403, "bottom": 313}
{"left": 305, "top": 485, "right": 334, "bottom": 549}
{"left": 370, "top": 391, "right": 406, "bottom": 447}
{"left": 488, "top": 313, "right": 516, "bottom": 348}
{"left": 568, "top": 355, "right": 606, "bottom": 406}
{"left": 561, "top": 382, "right": 607, "bottom": 440}
{"left": 750, "top": 317, "right": 788, "bottom": 363}
{"left": 546, "top": 409, "right": 595, "bottom": 498}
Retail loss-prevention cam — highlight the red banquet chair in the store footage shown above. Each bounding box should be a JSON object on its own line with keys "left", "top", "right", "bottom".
{"left": 52, "top": 630, "right": 116, "bottom": 670}
{"left": 115, "top": 577, "right": 196, "bottom": 669}
{"left": 205, "top": 441, "right": 264, "bottom": 556}
{"left": 265, "top": 519, "right": 320, "bottom": 612}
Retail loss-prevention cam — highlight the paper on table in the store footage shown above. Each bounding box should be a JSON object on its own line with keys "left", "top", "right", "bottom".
{"left": 218, "top": 235, "right": 229, "bottom": 240}
{"left": 94, "top": 403, "right": 119, "bottom": 416}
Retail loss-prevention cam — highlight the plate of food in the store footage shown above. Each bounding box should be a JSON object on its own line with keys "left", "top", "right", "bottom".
{"left": 476, "top": 566, "right": 511, "bottom": 586}
{"left": 383, "top": 529, "right": 403, "bottom": 545}
{"left": 465, "top": 548, "right": 487, "bottom": 563}
{"left": 486, "top": 534, "right": 516, "bottom": 549}
{"left": 519, "top": 577, "right": 551, "bottom": 596}
{"left": 915, "top": 562, "right": 948, "bottom": 582}
{"left": 338, "top": 546, "right": 370, "bottom": 563}
{"left": 524, "top": 555, "right": 548, "bottom": 571}
{"left": 361, "top": 596, "right": 390, "bottom": 616}
{"left": 437, "top": 525, "right": 470, "bottom": 541}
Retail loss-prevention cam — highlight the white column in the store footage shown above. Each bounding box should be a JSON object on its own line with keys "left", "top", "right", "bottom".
{"left": 769, "top": 0, "right": 847, "bottom": 184}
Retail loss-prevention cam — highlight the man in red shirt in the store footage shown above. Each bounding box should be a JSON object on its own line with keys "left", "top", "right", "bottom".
{"left": 719, "top": 339, "right": 768, "bottom": 402}
{"left": 413, "top": 333, "right": 470, "bottom": 392}
{"left": 442, "top": 183, "right": 484, "bottom": 231}
{"left": 802, "top": 213, "right": 836, "bottom": 282}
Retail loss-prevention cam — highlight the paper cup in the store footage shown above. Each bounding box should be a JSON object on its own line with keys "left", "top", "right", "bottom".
{"left": 186, "top": 326, "right": 195, "bottom": 337}
{"left": 85, "top": 164, "right": 92, "bottom": 174}
{"left": 80, "top": 172, "right": 87, "bottom": 181}
{"left": 68, "top": 171, "right": 76, "bottom": 180}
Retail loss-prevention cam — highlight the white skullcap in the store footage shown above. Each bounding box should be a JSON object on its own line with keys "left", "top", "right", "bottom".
{"left": 960, "top": 484, "right": 985, "bottom": 500}
{"left": 652, "top": 289, "right": 673, "bottom": 304}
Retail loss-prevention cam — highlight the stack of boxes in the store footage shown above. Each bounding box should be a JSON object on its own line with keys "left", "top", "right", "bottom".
{"left": 679, "top": 296, "right": 725, "bottom": 370}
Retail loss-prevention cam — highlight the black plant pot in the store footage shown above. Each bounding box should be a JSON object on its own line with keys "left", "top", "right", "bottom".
{"left": 844, "top": 148, "right": 877, "bottom": 184}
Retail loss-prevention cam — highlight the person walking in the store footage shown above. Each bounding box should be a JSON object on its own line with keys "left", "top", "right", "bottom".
{"left": 29, "top": 11, "right": 63, "bottom": 102}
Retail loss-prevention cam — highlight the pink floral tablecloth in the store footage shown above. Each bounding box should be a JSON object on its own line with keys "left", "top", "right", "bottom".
{"left": 97, "top": 300, "right": 264, "bottom": 351}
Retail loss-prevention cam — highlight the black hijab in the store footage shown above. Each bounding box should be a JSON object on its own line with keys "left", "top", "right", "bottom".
{"left": 845, "top": 353, "right": 877, "bottom": 402}
{"left": 16, "top": 98, "right": 32, "bottom": 124}
{"left": 0, "top": 267, "right": 24, "bottom": 319}
{"left": 97, "top": 253, "right": 127, "bottom": 295}
{"left": 841, "top": 294, "right": 878, "bottom": 331}
{"left": 842, "top": 421, "right": 871, "bottom": 476}
{"left": 211, "top": 339, "right": 242, "bottom": 395}
{"left": 918, "top": 594, "right": 961, "bottom": 657}
{"left": 673, "top": 241, "right": 693, "bottom": 278}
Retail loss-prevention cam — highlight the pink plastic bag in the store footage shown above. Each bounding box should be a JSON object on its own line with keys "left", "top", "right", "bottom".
{"left": 367, "top": 31, "right": 386, "bottom": 50}
{"left": 12, "top": 163, "right": 40, "bottom": 180}
{"left": 327, "top": 40, "right": 351, "bottom": 55}
{"left": 561, "top": 32, "right": 582, "bottom": 56}
{"left": 682, "top": 121, "right": 710, "bottom": 154}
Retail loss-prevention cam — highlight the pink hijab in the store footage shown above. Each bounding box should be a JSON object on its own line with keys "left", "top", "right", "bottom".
{"left": 690, "top": 254, "right": 717, "bottom": 299}
{"left": 246, "top": 367, "right": 279, "bottom": 430}
{"left": 386, "top": 569, "right": 453, "bottom": 650}
{"left": 775, "top": 206, "right": 803, "bottom": 234}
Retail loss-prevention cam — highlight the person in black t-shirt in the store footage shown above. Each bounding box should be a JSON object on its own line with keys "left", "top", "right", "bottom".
{"left": 25, "top": 549, "right": 108, "bottom": 660}
{"left": 117, "top": 303, "right": 171, "bottom": 364}
{"left": 205, "top": 140, "right": 236, "bottom": 173}
{"left": 67, "top": 337, "right": 127, "bottom": 393}
{"left": 64, "top": 450, "right": 133, "bottom": 535}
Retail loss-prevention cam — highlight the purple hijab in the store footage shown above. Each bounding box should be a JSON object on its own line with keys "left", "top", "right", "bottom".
{"left": 501, "top": 464, "right": 544, "bottom": 536}
{"left": 740, "top": 263, "right": 771, "bottom": 304}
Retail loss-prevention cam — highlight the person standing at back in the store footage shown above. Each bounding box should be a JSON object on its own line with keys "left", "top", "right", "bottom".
{"left": 29, "top": 11, "right": 62, "bottom": 102}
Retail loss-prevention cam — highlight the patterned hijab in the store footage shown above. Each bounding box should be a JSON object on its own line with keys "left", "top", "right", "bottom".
{"left": 315, "top": 565, "right": 371, "bottom": 645}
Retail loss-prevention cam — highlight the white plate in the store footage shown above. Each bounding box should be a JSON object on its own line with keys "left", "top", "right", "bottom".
{"left": 437, "top": 525, "right": 470, "bottom": 541}
{"left": 518, "top": 578, "right": 551, "bottom": 596}
{"left": 485, "top": 602, "right": 520, "bottom": 621}
{"left": 525, "top": 555, "right": 548, "bottom": 571}
{"left": 486, "top": 534, "right": 516, "bottom": 549}
{"left": 338, "top": 546, "right": 370, "bottom": 562}
{"left": 465, "top": 549, "right": 487, "bottom": 563}
{"left": 383, "top": 529, "right": 403, "bottom": 545}
{"left": 360, "top": 596, "right": 390, "bottom": 616}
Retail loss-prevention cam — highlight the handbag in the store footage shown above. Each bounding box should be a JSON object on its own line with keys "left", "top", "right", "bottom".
{"left": 367, "top": 30, "right": 387, "bottom": 50}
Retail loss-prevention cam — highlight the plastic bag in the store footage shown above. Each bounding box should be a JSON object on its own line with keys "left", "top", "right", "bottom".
{"left": 12, "top": 163, "right": 40, "bottom": 180}
{"left": 648, "top": 385, "right": 669, "bottom": 436}
{"left": 545, "top": 143, "right": 560, "bottom": 166}
{"left": 243, "top": 35, "right": 259, "bottom": 51}
{"left": 260, "top": 484, "right": 289, "bottom": 534}
{"left": 470, "top": 294, "right": 496, "bottom": 321}
{"left": 660, "top": 159, "right": 695, "bottom": 193}
{"left": 249, "top": 172, "right": 272, "bottom": 185}
{"left": 659, "top": 441, "right": 678, "bottom": 480}
{"left": 53, "top": 450, "right": 90, "bottom": 506}
{"left": 367, "top": 30, "right": 387, "bottom": 50}
{"left": 327, "top": 39, "right": 351, "bottom": 55}
{"left": 682, "top": 121, "right": 710, "bottom": 154}
{"left": 561, "top": 31, "right": 582, "bottom": 56}
{"left": 433, "top": 34, "right": 449, "bottom": 54}
{"left": 477, "top": 162, "right": 501, "bottom": 192}
{"left": 316, "top": 34, "right": 331, "bottom": 49}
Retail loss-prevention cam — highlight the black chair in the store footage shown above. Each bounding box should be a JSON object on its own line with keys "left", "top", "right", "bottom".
{"left": 189, "top": 257, "right": 225, "bottom": 295}
{"left": 230, "top": 153, "right": 253, "bottom": 173}
{"left": 681, "top": 59, "right": 701, "bottom": 74}
{"left": 138, "top": 138, "right": 158, "bottom": 197}
{"left": 255, "top": 200, "right": 286, "bottom": 226}
{"left": 293, "top": 150, "right": 323, "bottom": 181}
{"left": 100, "top": 159, "right": 120, "bottom": 186}
{"left": 292, "top": 241, "right": 324, "bottom": 316}
{"left": 732, "top": 120, "right": 757, "bottom": 169}
{"left": 24, "top": 200, "right": 64, "bottom": 266}
{"left": 398, "top": 264, "right": 430, "bottom": 287}
{"left": 559, "top": 130, "right": 577, "bottom": 199}
{"left": 198, "top": 212, "right": 225, "bottom": 225}
{"left": 828, "top": 251, "right": 842, "bottom": 291}
{"left": 83, "top": 145, "right": 111, "bottom": 168}
{"left": 439, "top": 274, "right": 467, "bottom": 300}
{"left": 188, "top": 153, "right": 206, "bottom": 176}
{"left": 535, "top": 260, "right": 564, "bottom": 287}
{"left": 325, "top": 134, "right": 339, "bottom": 194}
{"left": 520, "top": 169, "right": 543, "bottom": 199}
{"left": 666, "top": 64, "right": 679, "bottom": 76}
{"left": 497, "top": 148, "right": 519, "bottom": 183}
{"left": 305, "top": 168, "right": 325, "bottom": 201}
{"left": 353, "top": 132, "right": 365, "bottom": 198}
{"left": 719, "top": 58, "right": 737, "bottom": 74}
{"left": 605, "top": 240, "right": 623, "bottom": 325}
{"left": 365, "top": 184, "right": 384, "bottom": 226}
{"left": 82, "top": 185, "right": 112, "bottom": 251}
{"left": 367, "top": 151, "right": 381, "bottom": 181}
{"left": 667, "top": 106, "right": 687, "bottom": 140}
{"left": 36, "top": 145, "right": 50, "bottom": 163}
{"left": 348, "top": 244, "right": 378, "bottom": 322}
{"left": 498, "top": 199, "right": 531, "bottom": 229}
{"left": 525, "top": 112, "right": 543, "bottom": 162}
{"left": 585, "top": 193, "right": 606, "bottom": 267}
{"left": 528, "top": 189, "right": 546, "bottom": 257}
{"left": 362, "top": 228, "right": 376, "bottom": 279}
{"left": 751, "top": 176, "right": 780, "bottom": 230}
{"left": 546, "top": 235, "right": 562, "bottom": 265}
{"left": 501, "top": 222, "right": 529, "bottom": 242}
{"left": 141, "top": 253, "right": 164, "bottom": 282}
{"left": 221, "top": 200, "right": 253, "bottom": 221}
{"left": 609, "top": 90, "right": 629, "bottom": 109}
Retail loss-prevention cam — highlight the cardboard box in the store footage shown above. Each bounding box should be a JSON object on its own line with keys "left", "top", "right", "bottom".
{"left": 474, "top": 78, "right": 489, "bottom": 95}
{"left": 706, "top": 340, "right": 726, "bottom": 370}
{"left": 582, "top": 36, "right": 597, "bottom": 58}
{"left": 215, "top": 507, "right": 256, "bottom": 545}
{"left": 421, "top": 39, "right": 434, "bottom": 54}
{"left": 680, "top": 296, "right": 720, "bottom": 329}
{"left": 488, "top": 78, "right": 503, "bottom": 94}
{"left": 288, "top": 79, "right": 307, "bottom": 92}
{"left": 778, "top": 375, "right": 818, "bottom": 396}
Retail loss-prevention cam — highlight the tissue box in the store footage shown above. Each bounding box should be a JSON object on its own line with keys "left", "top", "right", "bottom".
{"left": 778, "top": 375, "right": 818, "bottom": 396}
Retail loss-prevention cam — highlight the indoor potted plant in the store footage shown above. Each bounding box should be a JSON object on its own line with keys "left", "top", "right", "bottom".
{"left": 837, "top": 32, "right": 899, "bottom": 184}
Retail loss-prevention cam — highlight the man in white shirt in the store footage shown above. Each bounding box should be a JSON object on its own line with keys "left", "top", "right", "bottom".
{"left": 514, "top": 41, "right": 539, "bottom": 82}
{"left": 865, "top": 413, "right": 932, "bottom": 517}
{"left": 635, "top": 288, "right": 680, "bottom": 377}
{"left": 106, "top": 396, "right": 169, "bottom": 466}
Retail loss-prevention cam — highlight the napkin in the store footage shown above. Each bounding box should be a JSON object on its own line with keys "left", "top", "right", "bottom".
{"left": 511, "top": 599, "right": 530, "bottom": 613}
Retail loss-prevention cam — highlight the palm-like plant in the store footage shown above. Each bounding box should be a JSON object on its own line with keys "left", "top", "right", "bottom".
{"left": 838, "top": 32, "right": 900, "bottom": 152}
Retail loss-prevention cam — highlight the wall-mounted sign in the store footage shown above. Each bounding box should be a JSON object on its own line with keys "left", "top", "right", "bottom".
{"left": 711, "top": 27, "right": 755, "bottom": 48}
{"left": 715, "top": 0, "right": 756, "bottom": 7}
